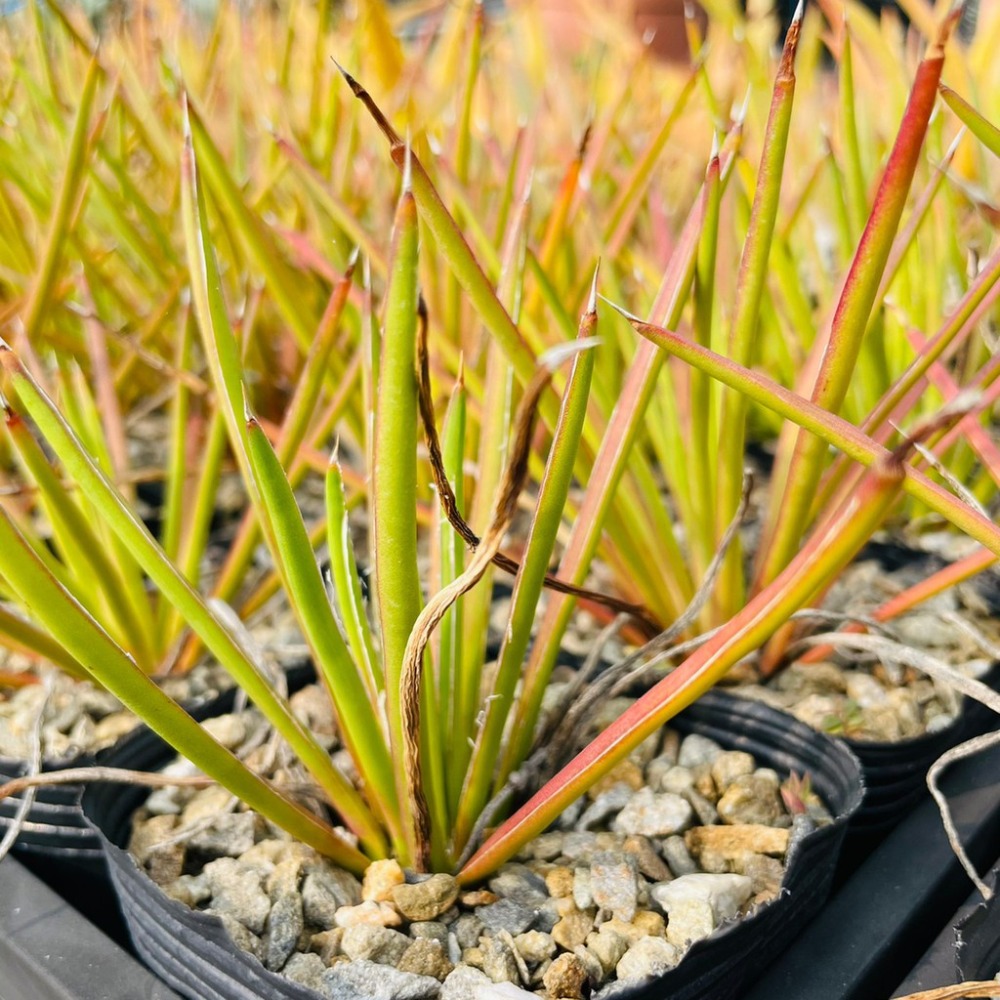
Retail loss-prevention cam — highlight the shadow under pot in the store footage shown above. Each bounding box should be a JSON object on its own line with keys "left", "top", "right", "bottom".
{"left": 82, "top": 689, "right": 863, "bottom": 1000}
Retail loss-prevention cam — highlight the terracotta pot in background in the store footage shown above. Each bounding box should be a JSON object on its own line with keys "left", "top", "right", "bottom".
{"left": 635, "top": 0, "right": 707, "bottom": 61}
{"left": 533, "top": 0, "right": 705, "bottom": 63}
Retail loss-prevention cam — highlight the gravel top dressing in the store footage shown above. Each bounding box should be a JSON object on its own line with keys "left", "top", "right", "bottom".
{"left": 128, "top": 687, "right": 832, "bottom": 999}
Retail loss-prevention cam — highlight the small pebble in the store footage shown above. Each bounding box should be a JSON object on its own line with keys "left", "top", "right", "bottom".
{"left": 513, "top": 930, "right": 556, "bottom": 964}
{"left": 615, "top": 937, "right": 682, "bottom": 982}
{"left": 334, "top": 901, "right": 403, "bottom": 928}
{"left": 677, "top": 734, "right": 724, "bottom": 768}
{"left": 397, "top": 938, "right": 454, "bottom": 981}
{"left": 590, "top": 851, "right": 639, "bottom": 921}
{"left": 543, "top": 953, "right": 589, "bottom": 999}
{"left": 717, "top": 776, "right": 785, "bottom": 826}
{"left": 362, "top": 859, "right": 405, "bottom": 902}
{"left": 551, "top": 909, "right": 595, "bottom": 950}
{"left": 612, "top": 788, "right": 693, "bottom": 837}
{"left": 480, "top": 933, "right": 522, "bottom": 984}
{"left": 392, "top": 874, "right": 460, "bottom": 922}
{"left": 320, "top": 959, "right": 441, "bottom": 1000}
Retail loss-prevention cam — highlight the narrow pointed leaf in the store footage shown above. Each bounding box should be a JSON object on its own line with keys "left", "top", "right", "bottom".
{"left": 0, "top": 506, "right": 367, "bottom": 872}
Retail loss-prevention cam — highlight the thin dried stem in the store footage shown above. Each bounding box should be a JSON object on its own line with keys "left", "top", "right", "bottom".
{"left": 927, "top": 732, "right": 1000, "bottom": 902}
{"left": 414, "top": 304, "right": 657, "bottom": 632}
{"left": 0, "top": 671, "right": 51, "bottom": 863}
{"left": 401, "top": 361, "right": 557, "bottom": 868}
{"left": 894, "top": 985, "right": 1000, "bottom": 1000}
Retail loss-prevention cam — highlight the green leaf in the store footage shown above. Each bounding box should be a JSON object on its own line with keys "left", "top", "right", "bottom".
{"left": 372, "top": 177, "right": 425, "bottom": 863}
{"left": 939, "top": 85, "right": 1000, "bottom": 159}
{"left": 456, "top": 283, "right": 598, "bottom": 853}
{"left": 0, "top": 503, "right": 368, "bottom": 872}
{"left": 0, "top": 344, "right": 384, "bottom": 855}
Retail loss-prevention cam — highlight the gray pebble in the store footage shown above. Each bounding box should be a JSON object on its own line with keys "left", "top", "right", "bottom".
{"left": 590, "top": 852, "right": 639, "bottom": 921}
{"left": 265, "top": 893, "right": 304, "bottom": 970}
{"left": 480, "top": 933, "right": 522, "bottom": 984}
{"left": 202, "top": 859, "right": 271, "bottom": 934}
{"left": 208, "top": 911, "right": 263, "bottom": 960}
{"left": 687, "top": 790, "right": 720, "bottom": 826}
{"left": 476, "top": 898, "right": 538, "bottom": 936}
{"left": 282, "top": 952, "right": 326, "bottom": 991}
{"left": 662, "top": 836, "right": 699, "bottom": 877}
{"left": 525, "top": 832, "right": 564, "bottom": 861}
{"left": 341, "top": 925, "right": 411, "bottom": 965}
{"left": 320, "top": 959, "right": 441, "bottom": 1000}
{"left": 533, "top": 898, "right": 561, "bottom": 933}
{"left": 677, "top": 734, "right": 723, "bottom": 768}
{"left": 573, "top": 867, "right": 593, "bottom": 910}
{"left": 577, "top": 783, "right": 635, "bottom": 831}
{"left": 658, "top": 766, "right": 695, "bottom": 797}
{"left": 189, "top": 813, "right": 257, "bottom": 860}
{"left": 440, "top": 965, "right": 492, "bottom": 1000}
{"left": 487, "top": 866, "right": 548, "bottom": 905}
{"left": 556, "top": 798, "right": 586, "bottom": 830}
{"left": 612, "top": 788, "right": 693, "bottom": 837}
{"left": 452, "top": 914, "right": 485, "bottom": 950}
{"left": 409, "top": 922, "right": 449, "bottom": 948}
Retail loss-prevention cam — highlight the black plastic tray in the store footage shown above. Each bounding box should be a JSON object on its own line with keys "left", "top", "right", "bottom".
{"left": 0, "top": 855, "right": 181, "bottom": 1000}
{"left": 892, "top": 869, "right": 1000, "bottom": 995}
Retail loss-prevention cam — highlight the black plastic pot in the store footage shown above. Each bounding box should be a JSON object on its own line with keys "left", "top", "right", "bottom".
{"left": 842, "top": 660, "right": 1000, "bottom": 842}
{"left": 0, "top": 687, "right": 240, "bottom": 873}
{"left": 82, "top": 688, "right": 863, "bottom": 1000}
{"left": 744, "top": 733, "right": 1000, "bottom": 1000}
{"left": 0, "top": 747, "right": 106, "bottom": 866}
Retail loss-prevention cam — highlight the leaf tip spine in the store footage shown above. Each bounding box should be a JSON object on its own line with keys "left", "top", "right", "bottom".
{"left": 402, "top": 135, "right": 413, "bottom": 194}
{"left": 734, "top": 86, "right": 751, "bottom": 126}
{"left": 598, "top": 294, "right": 643, "bottom": 326}
{"left": 587, "top": 259, "right": 601, "bottom": 316}
{"left": 241, "top": 383, "right": 255, "bottom": 426}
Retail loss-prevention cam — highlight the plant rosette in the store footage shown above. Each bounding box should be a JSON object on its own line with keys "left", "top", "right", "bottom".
{"left": 82, "top": 683, "right": 862, "bottom": 1000}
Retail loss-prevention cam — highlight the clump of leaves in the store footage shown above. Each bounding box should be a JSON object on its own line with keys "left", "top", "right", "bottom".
{"left": 0, "top": 0, "right": 998, "bottom": 888}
